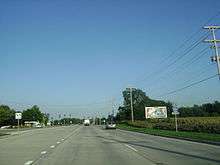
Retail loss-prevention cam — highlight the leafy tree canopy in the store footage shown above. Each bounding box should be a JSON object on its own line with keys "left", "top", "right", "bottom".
{"left": 22, "top": 105, "right": 44, "bottom": 123}
{"left": 0, "top": 105, "right": 16, "bottom": 127}
{"left": 117, "top": 88, "right": 173, "bottom": 121}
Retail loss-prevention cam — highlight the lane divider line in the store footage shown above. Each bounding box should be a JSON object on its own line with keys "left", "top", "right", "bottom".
{"left": 24, "top": 160, "right": 33, "bottom": 165}
{"left": 40, "top": 151, "right": 47, "bottom": 155}
{"left": 50, "top": 145, "right": 55, "bottom": 149}
{"left": 125, "top": 144, "right": 138, "bottom": 152}
{"left": 24, "top": 126, "right": 81, "bottom": 165}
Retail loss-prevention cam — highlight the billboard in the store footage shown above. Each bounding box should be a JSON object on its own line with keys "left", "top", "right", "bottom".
{"left": 145, "top": 106, "right": 167, "bottom": 118}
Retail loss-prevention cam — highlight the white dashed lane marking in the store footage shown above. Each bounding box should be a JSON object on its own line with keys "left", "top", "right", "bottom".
{"left": 24, "top": 160, "right": 33, "bottom": 165}
{"left": 50, "top": 145, "right": 55, "bottom": 148}
{"left": 125, "top": 144, "right": 138, "bottom": 152}
{"left": 41, "top": 151, "right": 47, "bottom": 155}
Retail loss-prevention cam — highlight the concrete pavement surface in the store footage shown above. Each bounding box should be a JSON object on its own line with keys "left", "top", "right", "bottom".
{"left": 0, "top": 125, "right": 219, "bottom": 165}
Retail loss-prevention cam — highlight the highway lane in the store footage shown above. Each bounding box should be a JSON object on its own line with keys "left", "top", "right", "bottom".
{"left": 0, "top": 125, "right": 80, "bottom": 165}
{"left": 39, "top": 126, "right": 153, "bottom": 165}
{"left": 0, "top": 125, "right": 220, "bottom": 165}
{"left": 107, "top": 129, "right": 220, "bottom": 165}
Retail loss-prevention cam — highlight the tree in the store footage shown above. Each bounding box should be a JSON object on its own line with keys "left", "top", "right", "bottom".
{"left": 0, "top": 105, "right": 16, "bottom": 127}
{"left": 117, "top": 88, "right": 173, "bottom": 121}
{"left": 43, "top": 113, "right": 50, "bottom": 125}
{"left": 178, "top": 101, "right": 220, "bottom": 117}
{"left": 22, "top": 105, "right": 44, "bottom": 123}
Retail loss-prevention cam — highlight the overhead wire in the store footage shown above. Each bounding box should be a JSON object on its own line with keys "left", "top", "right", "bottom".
{"left": 132, "top": 10, "right": 220, "bottom": 86}
{"left": 133, "top": 32, "right": 210, "bottom": 86}
{"left": 157, "top": 74, "right": 218, "bottom": 98}
{"left": 146, "top": 47, "right": 210, "bottom": 90}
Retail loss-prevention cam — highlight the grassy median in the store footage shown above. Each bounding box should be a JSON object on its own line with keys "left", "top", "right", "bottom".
{"left": 117, "top": 123, "right": 220, "bottom": 143}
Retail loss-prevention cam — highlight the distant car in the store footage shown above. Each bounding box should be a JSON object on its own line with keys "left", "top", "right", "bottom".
{"left": 35, "top": 124, "right": 42, "bottom": 128}
{"left": 83, "top": 119, "right": 90, "bottom": 126}
{"left": 105, "top": 123, "right": 116, "bottom": 129}
{"left": 0, "top": 125, "right": 11, "bottom": 129}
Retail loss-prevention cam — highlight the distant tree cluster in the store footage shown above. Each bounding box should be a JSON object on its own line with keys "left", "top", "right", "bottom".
{"left": 0, "top": 105, "right": 49, "bottom": 127}
{"left": 179, "top": 101, "right": 220, "bottom": 117}
{"left": 116, "top": 88, "right": 173, "bottom": 121}
{"left": 53, "top": 118, "right": 82, "bottom": 125}
{"left": 0, "top": 105, "right": 16, "bottom": 127}
{"left": 116, "top": 88, "right": 220, "bottom": 121}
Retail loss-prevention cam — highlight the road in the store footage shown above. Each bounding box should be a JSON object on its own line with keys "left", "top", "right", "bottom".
{"left": 0, "top": 125, "right": 219, "bottom": 165}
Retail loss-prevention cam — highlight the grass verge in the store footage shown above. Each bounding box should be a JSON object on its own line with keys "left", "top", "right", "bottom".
{"left": 117, "top": 123, "right": 220, "bottom": 144}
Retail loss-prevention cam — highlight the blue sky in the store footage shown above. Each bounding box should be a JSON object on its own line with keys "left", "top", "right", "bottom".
{"left": 0, "top": 0, "right": 220, "bottom": 118}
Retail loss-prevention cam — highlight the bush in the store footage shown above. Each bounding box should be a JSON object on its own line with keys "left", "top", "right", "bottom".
{"left": 122, "top": 117, "right": 220, "bottom": 134}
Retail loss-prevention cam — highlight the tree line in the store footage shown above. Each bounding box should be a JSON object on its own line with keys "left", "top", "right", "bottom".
{"left": 0, "top": 105, "right": 49, "bottom": 127}
{"left": 116, "top": 88, "right": 220, "bottom": 121}
{"left": 178, "top": 101, "right": 220, "bottom": 117}
{"left": 53, "top": 118, "right": 82, "bottom": 125}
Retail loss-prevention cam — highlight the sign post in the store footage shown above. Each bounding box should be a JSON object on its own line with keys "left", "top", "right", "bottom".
{"left": 15, "top": 112, "right": 22, "bottom": 132}
{"left": 172, "top": 109, "right": 179, "bottom": 132}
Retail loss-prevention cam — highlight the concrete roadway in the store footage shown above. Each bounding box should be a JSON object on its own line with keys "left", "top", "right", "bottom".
{"left": 0, "top": 125, "right": 219, "bottom": 165}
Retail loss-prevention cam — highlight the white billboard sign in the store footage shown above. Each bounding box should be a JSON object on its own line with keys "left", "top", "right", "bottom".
{"left": 15, "top": 113, "right": 22, "bottom": 120}
{"left": 145, "top": 106, "right": 167, "bottom": 119}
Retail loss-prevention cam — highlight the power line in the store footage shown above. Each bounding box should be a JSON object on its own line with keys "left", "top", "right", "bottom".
{"left": 133, "top": 32, "right": 210, "bottom": 86}
{"left": 157, "top": 74, "right": 218, "bottom": 98}
{"left": 144, "top": 47, "right": 210, "bottom": 90}
{"left": 132, "top": 11, "right": 220, "bottom": 85}
{"left": 149, "top": 63, "right": 213, "bottom": 96}
{"left": 108, "top": 12, "right": 220, "bottom": 107}
{"left": 158, "top": 11, "right": 220, "bottom": 65}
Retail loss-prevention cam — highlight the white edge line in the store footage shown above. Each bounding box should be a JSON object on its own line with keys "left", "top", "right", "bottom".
{"left": 24, "top": 160, "right": 33, "bottom": 165}
{"left": 125, "top": 144, "right": 138, "bottom": 152}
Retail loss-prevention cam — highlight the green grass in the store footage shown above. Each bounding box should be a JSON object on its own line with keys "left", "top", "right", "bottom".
{"left": 117, "top": 123, "right": 220, "bottom": 143}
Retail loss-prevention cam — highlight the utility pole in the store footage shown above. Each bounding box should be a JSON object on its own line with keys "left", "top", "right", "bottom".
{"left": 204, "top": 26, "right": 220, "bottom": 79}
{"left": 64, "top": 114, "right": 66, "bottom": 125}
{"left": 129, "top": 87, "right": 134, "bottom": 123}
{"left": 111, "top": 98, "right": 115, "bottom": 123}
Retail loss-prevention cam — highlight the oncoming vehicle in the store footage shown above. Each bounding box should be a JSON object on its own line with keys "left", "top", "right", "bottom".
{"left": 83, "top": 119, "right": 90, "bottom": 126}
{"left": 105, "top": 123, "right": 116, "bottom": 129}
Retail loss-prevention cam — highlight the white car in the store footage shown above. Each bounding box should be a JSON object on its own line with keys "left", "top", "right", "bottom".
{"left": 35, "top": 124, "right": 42, "bottom": 128}
{"left": 105, "top": 123, "right": 116, "bottom": 129}
{"left": 0, "top": 125, "right": 11, "bottom": 129}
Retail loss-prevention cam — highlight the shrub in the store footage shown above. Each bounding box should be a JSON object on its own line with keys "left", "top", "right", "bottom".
{"left": 121, "top": 117, "right": 220, "bottom": 134}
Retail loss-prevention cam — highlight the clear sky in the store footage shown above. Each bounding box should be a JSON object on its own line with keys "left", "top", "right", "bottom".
{"left": 0, "top": 0, "right": 220, "bottom": 118}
